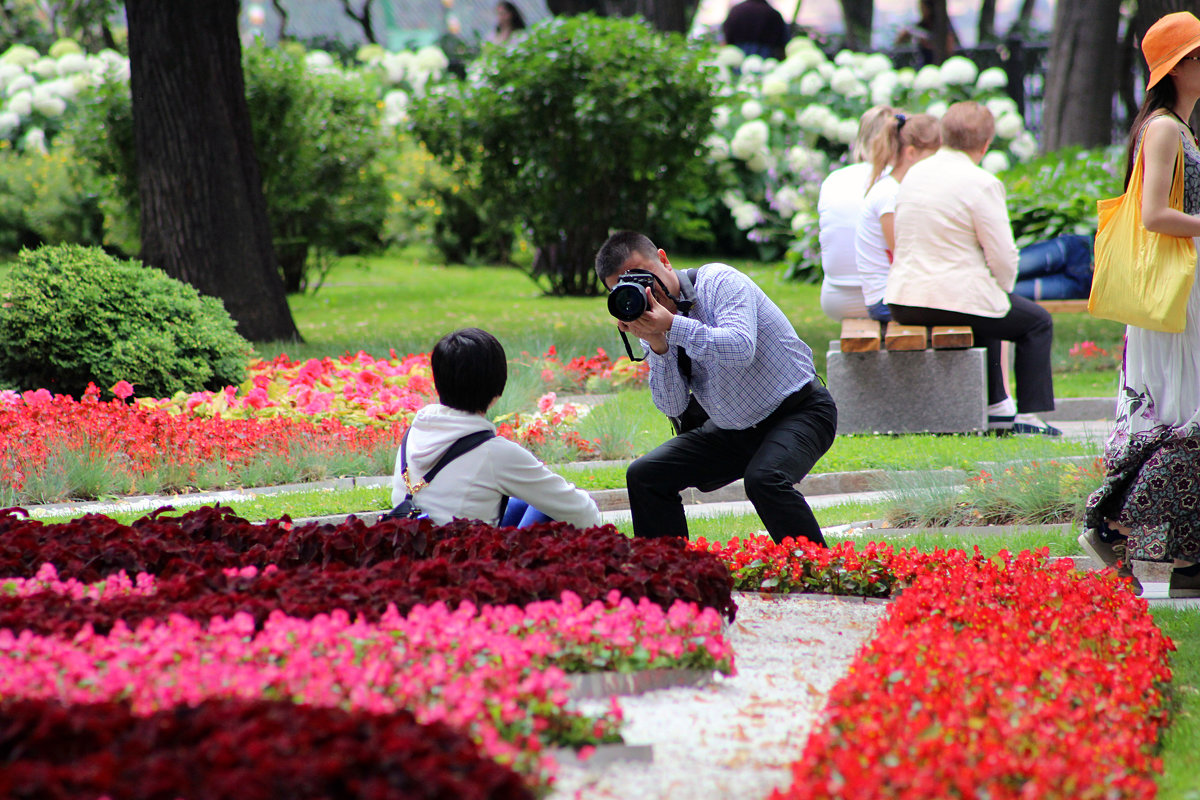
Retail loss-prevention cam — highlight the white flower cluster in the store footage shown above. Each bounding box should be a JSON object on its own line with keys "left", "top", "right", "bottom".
{"left": 357, "top": 44, "right": 452, "bottom": 126}
{"left": 702, "top": 34, "right": 1038, "bottom": 257}
{"left": 0, "top": 40, "right": 129, "bottom": 150}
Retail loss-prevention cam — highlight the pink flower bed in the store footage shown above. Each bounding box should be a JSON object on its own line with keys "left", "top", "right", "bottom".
{"left": 771, "top": 549, "right": 1173, "bottom": 800}
{"left": 0, "top": 590, "right": 733, "bottom": 778}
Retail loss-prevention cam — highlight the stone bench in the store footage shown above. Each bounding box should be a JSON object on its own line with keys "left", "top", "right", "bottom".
{"left": 827, "top": 320, "right": 987, "bottom": 435}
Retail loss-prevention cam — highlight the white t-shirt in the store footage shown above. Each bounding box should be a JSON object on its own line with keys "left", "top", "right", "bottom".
{"left": 817, "top": 163, "right": 873, "bottom": 288}
{"left": 855, "top": 174, "right": 899, "bottom": 306}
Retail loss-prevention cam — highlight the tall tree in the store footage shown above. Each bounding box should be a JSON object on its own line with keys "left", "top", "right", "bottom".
{"left": 269, "top": 0, "right": 290, "bottom": 40}
{"left": 977, "top": 0, "right": 996, "bottom": 43}
{"left": 339, "top": 0, "right": 377, "bottom": 43}
{"left": 1005, "top": 0, "right": 1037, "bottom": 37}
{"left": 840, "top": 0, "right": 873, "bottom": 50}
{"left": 1039, "top": 0, "right": 1122, "bottom": 151}
{"left": 124, "top": 0, "right": 300, "bottom": 341}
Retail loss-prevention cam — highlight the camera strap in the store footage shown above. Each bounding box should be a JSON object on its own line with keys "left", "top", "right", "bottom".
{"left": 673, "top": 268, "right": 698, "bottom": 316}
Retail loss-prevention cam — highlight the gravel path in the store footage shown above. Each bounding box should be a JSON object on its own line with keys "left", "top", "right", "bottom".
{"left": 549, "top": 593, "right": 887, "bottom": 800}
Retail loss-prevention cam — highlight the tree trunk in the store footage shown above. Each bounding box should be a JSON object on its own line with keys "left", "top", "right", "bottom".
{"left": 270, "top": 0, "right": 289, "bottom": 40}
{"left": 929, "top": 0, "right": 953, "bottom": 64}
{"left": 339, "top": 0, "right": 377, "bottom": 44}
{"left": 977, "top": 0, "right": 996, "bottom": 43}
{"left": 1006, "top": 0, "right": 1037, "bottom": 37}
{"left": 125, "top": 0, "right": 300, "bottom": 342}
{"left": 1039, "top": 0, "right": 1122, "bottom": 152}
{"left": 839, "top": 0, "right": 873, "bottom": 51}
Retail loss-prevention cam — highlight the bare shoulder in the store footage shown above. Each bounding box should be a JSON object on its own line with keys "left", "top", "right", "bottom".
{"left": 1142, "top": 114, "right": 1185, "bottom": 148}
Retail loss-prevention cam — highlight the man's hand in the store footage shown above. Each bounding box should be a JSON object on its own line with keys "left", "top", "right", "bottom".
{"left": 616, "top": 287, "right": 674, "bottom": 354}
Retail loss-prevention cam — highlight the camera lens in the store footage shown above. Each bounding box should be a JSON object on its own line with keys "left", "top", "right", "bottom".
{"left": 608, "top": 283, "right": 648, "bottom": 322}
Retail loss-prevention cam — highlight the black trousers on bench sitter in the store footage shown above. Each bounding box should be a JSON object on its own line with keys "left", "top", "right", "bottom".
{"left": 888, "top": 294, "right": 1055, "bottom": 414}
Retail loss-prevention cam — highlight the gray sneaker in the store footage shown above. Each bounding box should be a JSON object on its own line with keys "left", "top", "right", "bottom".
{"left": 1078, "top": 529, "right": 1143, "bottom": 595}
{"left": 1168, "top": 567, "right": 1200, "bottom": 599}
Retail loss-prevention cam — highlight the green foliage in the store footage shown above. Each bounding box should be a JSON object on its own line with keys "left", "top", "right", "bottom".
{"left": 882, "top": 457, "right": 1100, "bottom": 527}
{"left": 0, "top": 244, "right": 251, "bottom": 396}
{"left": 409, "top": 15, "right": 719, "bottom": 295}
{"left": 66, "top": 44, "right": 391, "bottom": 294}
{"left": 0, "top": 143, "right": 108, "bottom": 254}
{"left": 63, "top": 76, "right": 143, "bottom": 255}
{"left": 0, "top": 2, "right": 122, "bottom": 53}
{"left": 1001, "top": 145, "right": 1124, "bottom": 249}
{"left": 242, "top": 43, "right": 391, "bottom": 293}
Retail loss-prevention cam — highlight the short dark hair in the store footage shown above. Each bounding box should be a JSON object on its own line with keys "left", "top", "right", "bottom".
{"left": 431, "top": 328, "right": 507, "bottom": 414}
{"left": 595, "top": 230, "right": 658, "bottom": 285}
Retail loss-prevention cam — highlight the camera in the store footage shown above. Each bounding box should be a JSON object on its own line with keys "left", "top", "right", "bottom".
{"left": 607, "top": 271, "right": 657, "bottom": 321}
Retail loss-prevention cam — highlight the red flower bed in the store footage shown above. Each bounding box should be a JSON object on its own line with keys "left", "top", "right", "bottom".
{"left": 0, "top": 384, "right": 403, "bottom": 496}
{"left": 0, "top": 508, "right": 736, "bottom": 632}
{"left": 691, "top": 535, "right": 932, "bottom": 598}
{"left": 0, "top": 697, "right": 532, "bottom": 800}
{"left": 771, "top": 549, "right": 1173, "bottom": 800}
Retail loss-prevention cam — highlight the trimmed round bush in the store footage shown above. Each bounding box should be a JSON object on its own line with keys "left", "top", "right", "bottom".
{"left": 0, "top": 244, "right": 251, "bottom": 397}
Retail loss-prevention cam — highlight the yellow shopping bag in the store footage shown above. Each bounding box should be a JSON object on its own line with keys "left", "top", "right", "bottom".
{"left": 1089, "top": 129, "right": 1196, "bottom": 333}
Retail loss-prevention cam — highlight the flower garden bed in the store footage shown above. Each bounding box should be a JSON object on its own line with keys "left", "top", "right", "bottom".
{"left": 0, "top": 348, "right": 645, "bottom": 506}
{"left": 0, "top": 507, "right": 1177, "bottom": 797}
{"left": 770, "top": 550, "right": 1173, "bottom": 800}
{"left": 0, "top": 509, "right": 733, "bottom": 792}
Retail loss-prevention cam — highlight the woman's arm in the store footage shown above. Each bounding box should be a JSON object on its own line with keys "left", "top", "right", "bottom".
{"left": 881, "top": 212, "right": 896, "bottom": 257}
{"left": 1141, "top": 116, "right": 1200, "bottom": 237}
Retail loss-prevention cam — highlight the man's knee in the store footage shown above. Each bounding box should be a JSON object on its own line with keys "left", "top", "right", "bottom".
{"left": 743, "top": 463, "right": 793, "bottom": 500}
{"left": 626, "top": 455, "right": 657, "bottom": 492}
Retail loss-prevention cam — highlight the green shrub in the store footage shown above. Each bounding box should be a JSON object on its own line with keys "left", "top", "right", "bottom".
{"left": 67, "top": 43, "right": 391, "bottom": 294}
{"left": 242, "top": 43, "right": 391, "bottom": 292}
{"left": 0, "top": 244, "right": 251, "bottom": 396}
{"left": 410, "top": 15, "right": 719, "bottom": 295}
{"left": 0, "top": 143, "right": 108, "bottom": 255}
{"left": 60, "top": 77, "right": 141, "bottom": 256}
{"left": 1001, "top": 145, "right": 1123, "bottom": 249}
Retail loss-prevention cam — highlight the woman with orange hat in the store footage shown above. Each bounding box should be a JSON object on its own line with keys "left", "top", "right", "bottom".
{"left": 1081, "top": 11, "right": 1200, "bottom": 598}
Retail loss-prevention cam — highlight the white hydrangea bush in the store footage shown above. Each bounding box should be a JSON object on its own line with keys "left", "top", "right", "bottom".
{"left": 0, "top": 40, "right": 129, "bottom": 150}
{"left": 703, "top": 36, "right": 1037, "bottom": 270}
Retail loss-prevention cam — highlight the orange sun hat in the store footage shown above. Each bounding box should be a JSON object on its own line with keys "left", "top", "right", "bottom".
{"left": 1143, "top": 11, "right": 1200, "bottom": 90}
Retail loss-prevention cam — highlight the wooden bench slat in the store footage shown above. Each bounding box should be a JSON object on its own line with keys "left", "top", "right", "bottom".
{"left": 930, "top": 325, "right": 974, "bottom": 349}
{"left": 1035, "top": 299, "right": 1089, "bottom": 314}
{"left": 883, "top": 322, "right": 926, "bottom": 351}
{"left": 839, "top": 318, "right": 881, "bottom": 352}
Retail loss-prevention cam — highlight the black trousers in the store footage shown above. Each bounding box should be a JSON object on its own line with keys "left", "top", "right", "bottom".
{"left": 889, "top": 295, "right": 1055, "bottom": 413}
{"left": 625, "top": 384, "right": 837, "bottom": 545}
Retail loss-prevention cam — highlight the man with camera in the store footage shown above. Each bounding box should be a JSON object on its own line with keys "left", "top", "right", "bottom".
{"left": 595, "top": 230, "right": 837, "bottom": 545}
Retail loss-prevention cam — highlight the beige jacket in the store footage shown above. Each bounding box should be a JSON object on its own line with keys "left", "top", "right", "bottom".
{"left": 884, "top": 147, "right": 1019, "bottom": 318}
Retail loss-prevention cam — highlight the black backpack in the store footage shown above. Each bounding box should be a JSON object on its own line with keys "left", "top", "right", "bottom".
{"left": 381, "top": 429, "right": 496, "bottom": 521}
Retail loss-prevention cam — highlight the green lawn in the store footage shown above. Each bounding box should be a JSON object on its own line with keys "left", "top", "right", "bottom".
{"left": 1154, "top": 608, "right": 1200, "bottom": 800}
{"left": 263, "top": 251, "right": 1124, "bottom": 397}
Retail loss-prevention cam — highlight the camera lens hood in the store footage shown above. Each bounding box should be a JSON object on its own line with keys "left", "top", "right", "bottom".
{"left": 608, "top": 283, "right": 648, "bottom": 322}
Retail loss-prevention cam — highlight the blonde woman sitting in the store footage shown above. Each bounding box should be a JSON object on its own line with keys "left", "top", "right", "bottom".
{"left": 854, "top": 112, "right": 942, "bottom": 323}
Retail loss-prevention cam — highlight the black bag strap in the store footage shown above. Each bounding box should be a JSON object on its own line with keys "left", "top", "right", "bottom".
{"left": 401, "top": 428, "right": 496, "bottom": 491}
{"left": 675, "top": 267, "right": 701, "bottom": 380}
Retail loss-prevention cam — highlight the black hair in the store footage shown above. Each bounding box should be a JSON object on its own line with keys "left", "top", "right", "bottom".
{"left": 1123, "top": 80, "right": 1180, "bottom": 190}
{"left": 431, "top": 328, "right": 507, "bottom": 414}
{"left": 594, "top": 230, "right": 658, "bottom": 285}
{"left": 497, "top": 1, "right": 526, "bottom": 31}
